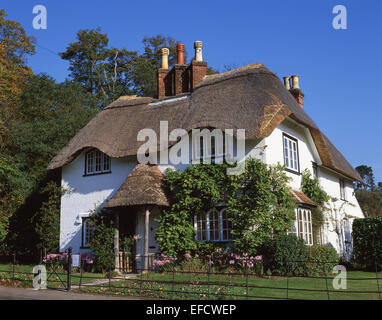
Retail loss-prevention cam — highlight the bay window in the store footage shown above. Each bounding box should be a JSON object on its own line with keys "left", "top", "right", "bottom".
{"left": 194, "top": 208, "right": 233, "bottom": 242}
{"left": 291, "top": 208, "right": 313, "bottom": 245}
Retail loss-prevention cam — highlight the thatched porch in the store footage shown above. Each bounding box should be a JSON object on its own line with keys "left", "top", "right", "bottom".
{"left": 104, "top": 164, "right": 170, "bottom": 272}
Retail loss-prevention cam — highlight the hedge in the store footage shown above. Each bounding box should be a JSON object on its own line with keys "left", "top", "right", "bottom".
{"left": 352, "top": 217, "right": 382, "bottom": 269}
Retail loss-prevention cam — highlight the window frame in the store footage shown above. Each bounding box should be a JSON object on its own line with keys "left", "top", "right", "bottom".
{"left": 339, "top": 179, "right": 346, "bottom": 201}
{"left": 282, "top": 133, "right": 300, "bottom": 174}
{"left": 81, "top": 217, "right": 92, "bottom": 248}
{"left": 84, "top": 149, "right": 112, "bottom": 177}
{"left": 194, "top": 208, "right": 233, "bottom": 242}
{"left": 312, "top": 162, "right": 318, "bottom": 179}
{"left": 192, "top": 128, "right": 226, "bottom": 164}
{"left": 292, "top": 207, "right": 313, "bottom": 245}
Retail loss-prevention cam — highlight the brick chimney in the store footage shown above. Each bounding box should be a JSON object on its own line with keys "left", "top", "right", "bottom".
{"left": 157, "top": 47, "right": 170, "bottom": 99}
{"left": 173, "top": 43, "right": 188, "bottom": 95}
{"left": 288, "top": 75, "right": 304, "bottom": 108}
{"left": 157, "top": 41, "right": 208, "bottom": 99}
{"left": 189, "top": 41, "right": 207, "bottom": 90}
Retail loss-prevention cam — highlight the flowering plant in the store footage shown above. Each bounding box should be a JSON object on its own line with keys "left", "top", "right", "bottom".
{"left": 43, "top": 253, "right": 68, "bottom": 271}
{"left": 153, "top": 253, "right": 177, "bottom": 272}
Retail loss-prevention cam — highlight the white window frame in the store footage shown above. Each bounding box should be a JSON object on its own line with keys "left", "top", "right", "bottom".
{"left": 293, "top": 208, "right": 313, "bottom": 245}
{"left": 85, "top": 149, "right": 111, "bottom": 175}
{"left": 283, "top": 134, "right": 299, "bottom": 172}
{"left": 339, "top": 179, "right": 346, "bottom": 201}
{"left": 82, "top": 218, "right": 93, "bottom": 248}
{"left": 194, "top": 208, "right": 233, "bottom": 242}
{"left": 192, "top": 129, "right": 226, "bottom": 164}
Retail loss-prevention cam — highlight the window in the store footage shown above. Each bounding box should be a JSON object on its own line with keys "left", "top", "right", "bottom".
{"left": 192, "top": 128, "right": 225, "bottom": 164}
{"left": 283, "top": 134, "right": 299, "bottom": 172}
{"left": 312, "top": 162, "right": 318, "bottom": 179}
{"left": 340, "top": 179, "right": 346, "bottom": 200}
{"left": 194, "top": 208, "right": 233, "bottom": 242}
{"left": 81, "top": 218, "right": 93, "bottom": 248}
{"left": 85, "top": 149, "right": 111, "bottom": 175}
{"left": 291, "top": 208, "right": 313, "bottom": 245}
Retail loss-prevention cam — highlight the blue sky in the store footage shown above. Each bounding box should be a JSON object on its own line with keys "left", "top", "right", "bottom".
{"left": 3, "top": 0, "right": 382, "bottom": 182}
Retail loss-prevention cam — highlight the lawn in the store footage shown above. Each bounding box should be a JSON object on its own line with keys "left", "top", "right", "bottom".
{"left": 78, "top": 270, "right": 382, "bottom": 300}
{"left": 0, "top": 263, "right": 104, "bottom": 289}
{"left": 1, "top": 263, "right": 380, "bottom": 300}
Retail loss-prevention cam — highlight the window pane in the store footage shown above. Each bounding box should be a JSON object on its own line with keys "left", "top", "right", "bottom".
{"left": 209, "top": 209, "right": 219, "bottom": 241}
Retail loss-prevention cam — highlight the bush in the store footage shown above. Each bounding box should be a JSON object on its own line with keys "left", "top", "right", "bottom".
{"left": 306, "top": 245, "right": 338, "bottom": 275}
{"left": 87, "top": 211, "right": 115, "bottom": 273}
{"left": 261, "top": 234, "right": 308, "bottom": 276}
{"left": 352, "top": 217, "right": 382, "bottom": 270}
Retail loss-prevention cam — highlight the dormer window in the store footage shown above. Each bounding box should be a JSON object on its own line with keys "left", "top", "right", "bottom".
{"left": 283, "top": 133, "right": 299, "bottom": 173}
{"left": 85, "top": 149, "right": 111, "bottom": 176}
{"left": 192, "top": 128, "right": 225, "bottom": 164}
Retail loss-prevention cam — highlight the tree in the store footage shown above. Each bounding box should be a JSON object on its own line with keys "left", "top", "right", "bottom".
{"left": 0, "top": 9, "right": 35, "bottom": 150}
{"left": 2, "top": 74, "right": 98, "bottom": 257}
{"left": 60, "top": 28, "right": 137, "bottom": 107}
{"left": 354, "top": 165, "right": 382, "bottom": 217}
{"left": 355, "top": 165, "right": 375, "bottom": 190}
{"left": 131, "top": 35, "right": 187, "bottom": 97}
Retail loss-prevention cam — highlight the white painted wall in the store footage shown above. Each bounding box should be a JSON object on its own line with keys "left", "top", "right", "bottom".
{"left": 260, "top": 117, "right": 364, "bottom": 254}
{"left": 59, "top": 118, "right": 364, "bottom": 258}
{"left": 60, "top": 149, "right": 136, "bottom": 254}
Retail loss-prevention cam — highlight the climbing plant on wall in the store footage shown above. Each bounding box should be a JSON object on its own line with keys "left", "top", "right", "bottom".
{"left": 156, "top": 159, "right": 296, "bottom": 257}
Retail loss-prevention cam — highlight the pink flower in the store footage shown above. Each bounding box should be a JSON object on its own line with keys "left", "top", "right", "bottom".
{"left": 184, "top": 253, "right": 192, "bottom": 260}
{"left": 194, "top": 254, "right": 199, "bottom": 258}
{"left": 255, "top": 255, "right": 262, "bottom": 261}
{"left": 229, "top": 260, "right": 235, "bottom": 265}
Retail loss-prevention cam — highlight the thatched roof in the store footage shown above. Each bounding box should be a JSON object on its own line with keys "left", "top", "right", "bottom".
{"left": 48, "top": 63, "right": 361, "bottom": 181}
{"left": 104, "top": 164, "right": 170, "bottom": 208}
{"left": 291, "top": 190, "right": 317, "bottom": 207}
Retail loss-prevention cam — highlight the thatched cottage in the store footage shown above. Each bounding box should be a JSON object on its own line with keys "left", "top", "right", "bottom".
{"left": 48, "top": 41, "right": 364, "bottom": 270}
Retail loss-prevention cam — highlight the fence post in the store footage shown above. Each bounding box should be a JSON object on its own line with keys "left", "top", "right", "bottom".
{"left": 286, "top": 264, "right": 289, "bottom": 300}
{"left": 375, "top": 259, "right": 381, "bottom": 300}
{"left": 67, "top": 247, "right": 72, "bottom": 291}
{"left": 245, "top": 264, "right": 249, "bottom": 300}
{"left": 109, "top": 255, "right": 113, "bottom": 291}
{"left": 323, "top": 261, "right": 330, "bottom": 300}
{"left": 208, "top": 259, "right": 211, "bottom": 299}
{"left": 12, "top": 253, "right": 15, "bottom": 282}
{"left": 79, "top": 256, "right": 83, "bottom": 291}
{"left": 172, "top": 263, "right": 175, "bottom": 299}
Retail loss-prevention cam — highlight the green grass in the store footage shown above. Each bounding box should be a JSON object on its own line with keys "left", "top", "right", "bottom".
{"left": 1, "top": 264, "right": 381, "bottom": 300}
{"left": 79, "top": 270, "right": 382, "bottom": 300}
{"left": 0, "top": 263, "right": 104, "bottom": 289}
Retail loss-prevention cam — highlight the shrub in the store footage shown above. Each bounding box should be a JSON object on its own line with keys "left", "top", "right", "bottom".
{"left": 352, "top": 217, "right": 382, "bottom": 270}
{"left": 261, "top": 234, "right": 308, "bottom": 276}
{"left": 306, "top": 245, "right": 338, "bottom": 275}
{"left": 87, "top": 210, "right": 115, "bottom": 273}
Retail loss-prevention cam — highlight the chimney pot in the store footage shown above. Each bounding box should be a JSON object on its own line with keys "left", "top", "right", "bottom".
{"left": 161, "top": 47, "right": 169, "bottom": 69}
{"left": 289, "top": 75, "right": 304, "bottom": 108}
{"left": 283, "top": 76, "right": 291, "bottom": 90}
{"left": 177, "top": 43, "right": 185, "bottom": 65}
{"left": 291, "top": 75, "right": 300, "bottom": 89}
{"left": 194, "top": 41, "right": 203, "bottom": 62}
